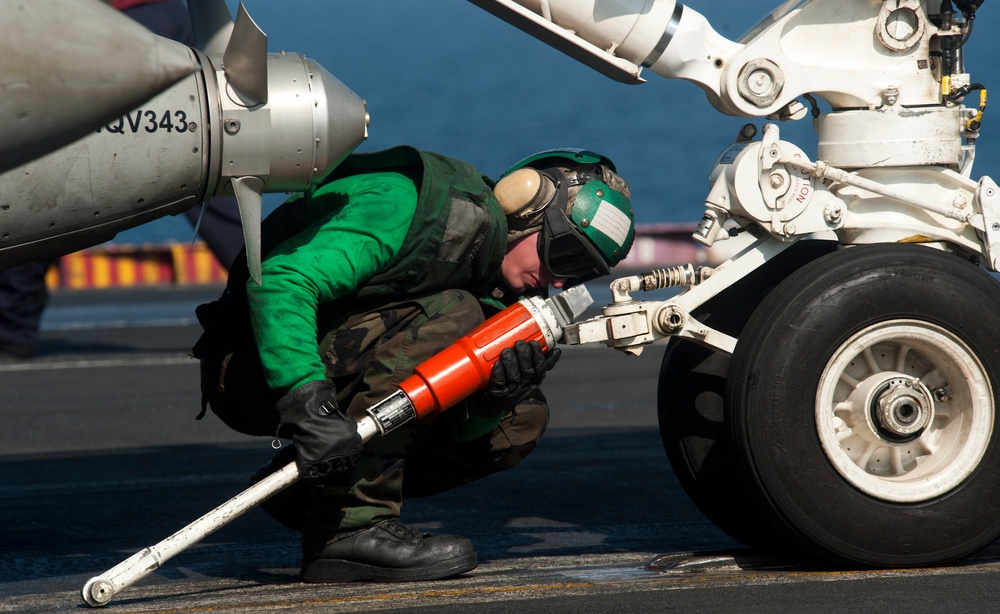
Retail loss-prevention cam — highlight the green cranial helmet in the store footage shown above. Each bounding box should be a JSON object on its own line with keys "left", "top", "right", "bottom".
{"left": 495, "top": 148, "right": 635, "bottom": 282}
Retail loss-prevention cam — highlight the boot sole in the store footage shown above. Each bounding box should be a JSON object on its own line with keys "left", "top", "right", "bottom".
{"left": 301, "top": 551, "right": 478, "bottom": 583}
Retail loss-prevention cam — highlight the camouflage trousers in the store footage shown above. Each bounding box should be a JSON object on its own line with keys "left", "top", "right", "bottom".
{"left": 268, "top": 289, "right": 549, "bottom": 543}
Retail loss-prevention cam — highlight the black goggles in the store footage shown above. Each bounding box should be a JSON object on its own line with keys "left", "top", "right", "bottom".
{"left": 537, "top": 205, "right": 611, "bottom": 282}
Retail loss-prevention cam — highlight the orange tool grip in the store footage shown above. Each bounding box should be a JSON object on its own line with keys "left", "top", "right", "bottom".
{"left": 398, "top": 301, "right": 548, "bottom": 419}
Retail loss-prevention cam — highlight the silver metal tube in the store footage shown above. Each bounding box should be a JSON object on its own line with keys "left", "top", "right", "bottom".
{"left": 81, "top": 460, "right": 300, "bottom": 607}
{"left": 82, "top": 413, "right": 389, "bottom": 607}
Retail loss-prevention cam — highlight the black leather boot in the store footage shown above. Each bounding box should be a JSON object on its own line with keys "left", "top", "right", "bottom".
{"left": 301, "top": 518, "right": 478, "bottom": 583}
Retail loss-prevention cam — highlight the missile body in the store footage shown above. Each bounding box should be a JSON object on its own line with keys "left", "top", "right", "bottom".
{"left": 0, "top": 4, "right": 368, "bottom": 270}
{"left": 0, "top": 0, "right": 199, "bottom": 174}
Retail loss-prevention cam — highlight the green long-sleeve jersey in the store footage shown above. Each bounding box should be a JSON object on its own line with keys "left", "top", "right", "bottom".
{"left": 244, "top": 146, "right": 509, "bottom": 396}
{"left": 247, "top": 171, "right": 418, "bottom": 394}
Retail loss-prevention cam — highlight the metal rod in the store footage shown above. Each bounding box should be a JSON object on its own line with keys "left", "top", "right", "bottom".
{"left": 81, "top": 415, "right": 381, "bottom": 607}
{"left": 786, "top": 158, "right": 973, "bottom": 223}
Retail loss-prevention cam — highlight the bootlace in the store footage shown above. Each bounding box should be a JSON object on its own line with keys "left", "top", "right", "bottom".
{"left": 381, "top": 518, "right": 424, "bottom": 540}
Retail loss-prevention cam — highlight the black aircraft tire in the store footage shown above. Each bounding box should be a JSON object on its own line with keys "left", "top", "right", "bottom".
{"left": 657, "top": 240, "right": 836, "bottom": 549}
{"left": 727, "top": 243, "right": 1000, "bottom": 567}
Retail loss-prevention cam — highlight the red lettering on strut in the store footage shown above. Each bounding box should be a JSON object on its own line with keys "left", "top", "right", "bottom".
{"left": 795, "top": 185, "right": 811, "bottom": 204}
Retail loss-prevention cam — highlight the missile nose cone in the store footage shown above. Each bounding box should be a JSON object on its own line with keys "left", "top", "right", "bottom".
{"left": 0, "top": 0, "right": 199, "bottom": 173}
{"left": 308, "top": 59, "right": 370, "bottom": 180}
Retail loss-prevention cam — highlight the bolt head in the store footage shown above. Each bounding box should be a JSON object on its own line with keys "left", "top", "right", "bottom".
{"left": 748, "top": 69, "right": 775, "bottom": 95}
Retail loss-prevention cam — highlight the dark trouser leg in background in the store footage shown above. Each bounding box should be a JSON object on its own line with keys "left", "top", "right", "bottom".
{"left": 0, "top": 260, "right": 52, "bottom": 359}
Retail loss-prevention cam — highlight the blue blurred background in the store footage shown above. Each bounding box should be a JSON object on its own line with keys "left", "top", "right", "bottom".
{"left": 116, "top": 0, "right": 1000, "bottom": 241}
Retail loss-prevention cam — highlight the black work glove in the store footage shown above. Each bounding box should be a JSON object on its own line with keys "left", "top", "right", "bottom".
{"left": 482, "top": 340, "right": 561, "bottom": 409}
{"left": 275, "top": 380, "right": 363, "bottom": 483}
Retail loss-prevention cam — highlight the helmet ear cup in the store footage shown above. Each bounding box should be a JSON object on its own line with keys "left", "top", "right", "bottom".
{"left": 494, "top": 168, "right": 558, "bottom": 217}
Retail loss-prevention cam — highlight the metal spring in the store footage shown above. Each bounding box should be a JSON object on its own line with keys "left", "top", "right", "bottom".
{"left": 641, "top": 265, "right": 696, "bottom": 291}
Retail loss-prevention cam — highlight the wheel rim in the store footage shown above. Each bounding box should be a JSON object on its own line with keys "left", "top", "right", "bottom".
{"left": 816, "top": 320, "right": 994, "bottom": 503}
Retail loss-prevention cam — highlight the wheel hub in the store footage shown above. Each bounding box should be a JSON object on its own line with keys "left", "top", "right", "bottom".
{"left": 871, "top": 377, "right": 933, "bottom": 441}
{"left": 816, "top": 320, "right": 993, "bottom": 502}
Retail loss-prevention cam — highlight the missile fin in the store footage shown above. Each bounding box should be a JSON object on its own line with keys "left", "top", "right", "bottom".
{"left": 223, "top": 3, "right": 268, "bottom": 107}
{"left": 232, "top": 176, "right": 265, "bottom": 285}
{"left": 189, "top": 0, "right": 235, "bottom": 56}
